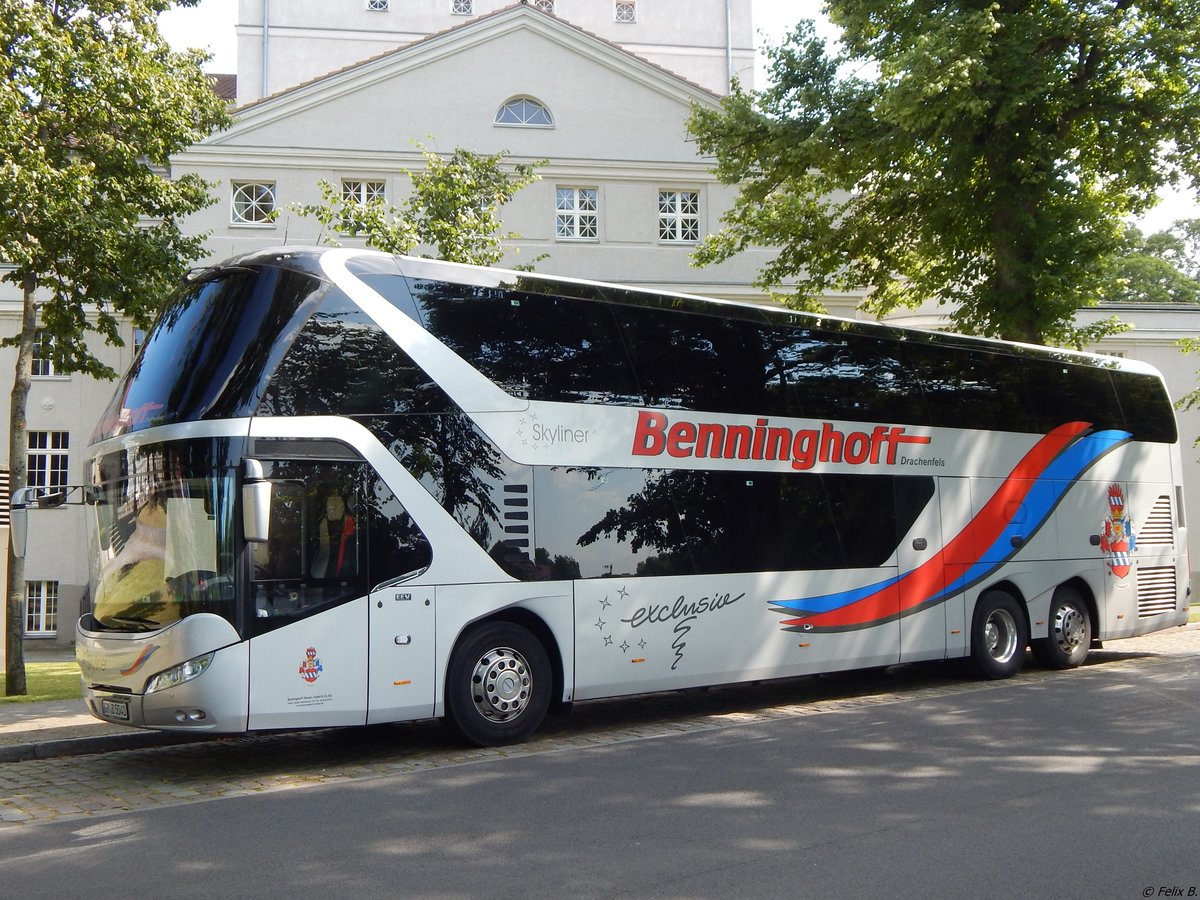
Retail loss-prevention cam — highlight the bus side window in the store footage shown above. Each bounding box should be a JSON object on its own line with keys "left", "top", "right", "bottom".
{"left": 252, "top": 481, "right": 304, "bottom": 582}
{"left": 250, "top": 462, "right": 368, "bottom": 629}
{"left": 310, "top": 492, "right": 358, "bottom": 579}
{"left": 365, "top": 476, "right": 432, "bottom": 587}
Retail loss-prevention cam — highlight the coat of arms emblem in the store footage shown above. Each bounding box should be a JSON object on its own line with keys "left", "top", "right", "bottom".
{"left": 298, "top": 646, "right": 324, "bottom": 683}
{"left": 1100, "top": 484, "right": 1135, "bottom": 578}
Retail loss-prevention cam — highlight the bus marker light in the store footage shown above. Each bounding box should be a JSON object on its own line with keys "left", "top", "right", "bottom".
{"left": 393, "top": 680, "right": 412, "bottom": 686}
{"left": 797, "top": 643, "right": 811, "bottom": 648}
{"left": 631, "top": 658, "right": 645, "bottom": 664}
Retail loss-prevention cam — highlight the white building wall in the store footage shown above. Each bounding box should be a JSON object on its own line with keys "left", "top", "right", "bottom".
{"left": 182, "top": 7, "right": 778, "bottom": 299}
{"left": 235, "top": 0, "right": 755, "bottom": 105}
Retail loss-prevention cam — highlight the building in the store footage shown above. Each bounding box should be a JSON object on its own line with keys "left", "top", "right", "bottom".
{"left": 185, "top": 2, "right": 780, "bottom": 302}
{"left": 235, "top": 0, "right": 756, "bottom": 106}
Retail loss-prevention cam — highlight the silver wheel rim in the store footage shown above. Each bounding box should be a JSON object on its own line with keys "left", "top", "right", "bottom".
{"left": 1052, "top": 603, "right": 1086, "bottom": 653}
{"left": 984, "top": 608, "right": 1020, "bottom": 663}
{"left": 469, "top": 646, "right": 533, "bottom": 723}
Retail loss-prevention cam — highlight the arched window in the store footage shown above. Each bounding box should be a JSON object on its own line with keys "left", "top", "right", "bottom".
{"left": 495, "top": 96, "right": 554, "bottom": 127}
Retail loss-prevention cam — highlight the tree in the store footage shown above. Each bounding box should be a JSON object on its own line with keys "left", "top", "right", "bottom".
{"left": 688, "top": 3, "right": 1200, "bottom": 347}
{"left": 1105, "top": 220, "right": 1200, "bottom": 304}
{"left": 293, "top": 145, "right": 543, "bottom": 266}
{"left": 0, "top": 0, "right": 230, "bottom": 694}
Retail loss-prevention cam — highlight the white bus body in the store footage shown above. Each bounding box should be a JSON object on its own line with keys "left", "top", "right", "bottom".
{"left": 71, "top": 248, "right": 1190, "bottom": 745}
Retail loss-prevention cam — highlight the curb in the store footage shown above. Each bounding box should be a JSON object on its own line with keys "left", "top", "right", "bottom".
{"left": 0, "top": 730, "right": 213, "bottom": 764}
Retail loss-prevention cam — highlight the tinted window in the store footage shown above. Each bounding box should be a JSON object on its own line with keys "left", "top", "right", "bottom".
{"left": 771, "top": 327, "right": 926, "bottom": 424}
{"left": 345, "top": 255, "right": 423, "bottom": 323}
{"left": 363, "top": 414, "right": 536, "bottom": 578}
{"left": 96, "top": 266, "right": 325, "bottom": 439}
{"left": 259, "top": 289, "right": 455, "bottom": 416}
{"left": 408, "top": 279, "right": 641, "bottom": 405}
{"left": 537, "top": 466, "right": 934, "bottom": 578}
{"left": 1021, "top": 356, "right": 1124, "bottom": 434}
{"left": 907, "top": 343, "right": 1034, "bottom": 431}
{"left": 1114, "top": 371, "right": 1178, "bottom": 443}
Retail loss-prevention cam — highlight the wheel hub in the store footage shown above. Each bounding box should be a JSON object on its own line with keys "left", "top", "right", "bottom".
{"left": 470, "top": 647, "right": 532, "bottom": 723}
{"left": 1053, "top": 605, "right": 1085, "bottom": 650}
{"left": 985, "top": 609, "right": 1019, "bottom": 663}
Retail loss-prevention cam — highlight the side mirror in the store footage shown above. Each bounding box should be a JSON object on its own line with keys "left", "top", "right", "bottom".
{"left": 9, "top": 487, "right": 33, "bottom": 558}
{"left": 242, "top": 459, "right": 272, "bottom": 543}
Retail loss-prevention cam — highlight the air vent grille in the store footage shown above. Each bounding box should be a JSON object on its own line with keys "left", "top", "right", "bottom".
{"left": 1137, "top": 565, "right": 1177, "bottom": 618}
{"left": 1138, "top": 495, "right": 1174, "bottom": 547}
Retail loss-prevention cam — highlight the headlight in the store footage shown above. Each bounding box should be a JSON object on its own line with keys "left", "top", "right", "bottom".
{"left": 145, "top": 652, "right": 215, "bottom": 694}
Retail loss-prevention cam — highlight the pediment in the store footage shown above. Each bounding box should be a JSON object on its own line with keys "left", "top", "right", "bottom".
{"left": 204, "top": 5, "right": 721, "bottom": 162}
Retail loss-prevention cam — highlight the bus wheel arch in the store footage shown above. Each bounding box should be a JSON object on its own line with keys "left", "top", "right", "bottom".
{"left": 969, "top": 585, "right": 1029, "bottom": 680}
{"left": 492, "top": 608, "right": 568, "bottom": 714}
{"left": 1030, "top": 582, "right": 1094, "bottom": 670}
{"left": 443, "top": 614, "right": 556, "bottom": 747}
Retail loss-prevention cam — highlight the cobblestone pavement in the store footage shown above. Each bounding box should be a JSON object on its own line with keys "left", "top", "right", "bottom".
{"left": 1, "top": 625, "right": 1196, "bottom": 826}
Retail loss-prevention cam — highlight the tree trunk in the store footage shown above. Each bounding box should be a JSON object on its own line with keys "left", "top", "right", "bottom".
{"left": 4, "top": 276, "right": 36, "bottom": 696}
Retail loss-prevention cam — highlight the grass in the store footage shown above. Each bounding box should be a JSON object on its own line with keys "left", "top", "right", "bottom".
{"left": 1, "top": 661, "right": 83, "bottom": 703}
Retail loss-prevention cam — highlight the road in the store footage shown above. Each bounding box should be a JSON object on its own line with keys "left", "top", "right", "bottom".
{"left": 1, "top": 633, "right": 1198, "bottom": 899}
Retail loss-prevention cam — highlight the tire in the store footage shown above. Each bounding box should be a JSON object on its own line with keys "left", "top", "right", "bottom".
{"left": 1031, "top": 587, "right": 1092, "bottom": 669}
{"left": 444, "top": 621, "right": 552, "bottom": 747}
{"left": 970, "top": 590, "right": 1029, "bottom": 679}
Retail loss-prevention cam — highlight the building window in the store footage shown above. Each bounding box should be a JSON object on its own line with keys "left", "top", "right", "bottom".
{"left": 531, "top": 0, "right": 554, "bottom": 12}
{"left": 28, "top": 431, "right": 69, "bottom": 492}
{"left": 451, "top": 0, "right": 472, "bottom": 13}
{"left": 231, "top": 181, "right": 277, "bottom": 225}
{"left": 25, "top": 581, "right": 58, "bottom": 636}
{"left": 556, "top": 188, "right": 598, "bottom": 240}
{"left": 31, "top": 329, "right": 57, "bottom": 377}
{"left": 658, "top": 190, "right": 700, "bottom": 242}
{"left": 615, "top": 1, "right": 636, "bottom": 22}
{"left": 133, "top": 327, "right": 147, "bottom": 356}
{"left": 341, "top": 180, "right": 386, "bottom": 206}
{"left": 495, "top": 97, "right": 554, "bottom": 127}
{"left": 367, "top": 0, "right": 389, "bottom": 10}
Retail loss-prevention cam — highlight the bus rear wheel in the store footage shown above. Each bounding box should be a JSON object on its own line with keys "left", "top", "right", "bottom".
{"left": 1031, "top": 587, "right": 1092, "bottom": 669}
{"left": 970, "top": 590, "right": 1028, "bottom": 680}
{"left": 445, "top": 621, "right": 551, "bottom": 747}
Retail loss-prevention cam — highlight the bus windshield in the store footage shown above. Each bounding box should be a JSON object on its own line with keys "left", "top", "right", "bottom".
{"left": 87, "top": 440, "right": 239, "bottom": 633}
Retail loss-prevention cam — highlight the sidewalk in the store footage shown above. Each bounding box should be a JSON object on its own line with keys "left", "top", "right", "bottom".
{"left": 3, "top": 624, "right": 1198, "bottom": 763}
{"left": 0, "top": 646, "right": 206, "bottom": 762}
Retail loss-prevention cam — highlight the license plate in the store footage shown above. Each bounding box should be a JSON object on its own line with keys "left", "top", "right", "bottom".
{"left": 101, "top": 698, "right": 130, "bottom": 721}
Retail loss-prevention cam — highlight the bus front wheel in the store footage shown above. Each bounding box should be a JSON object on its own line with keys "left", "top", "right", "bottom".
{"left": 445, "top": 621, "right": 552, "bottom": 747}
{"left": 970, "top": 590, "right": 1028, "bottom": 680}
{"left": 1031, "top": 587, "right": 1092, "bottom": 669}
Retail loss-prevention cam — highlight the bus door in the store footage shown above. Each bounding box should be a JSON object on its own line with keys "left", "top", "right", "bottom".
{"left": 247, "top": 460, "right": 371, "bottom": 729}
{"left": 898, "top": 476, "right": 970, "bottom": 662}
{"left": 363, "top": 473, "right": 438, "bottom": 724}
{"left": 367, "top": 582, "right": 436, "bottom": 724}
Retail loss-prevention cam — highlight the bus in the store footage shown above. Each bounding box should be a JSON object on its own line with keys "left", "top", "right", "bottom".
{"left": 54, "top": 247, "right": 1189, "bottom": 746}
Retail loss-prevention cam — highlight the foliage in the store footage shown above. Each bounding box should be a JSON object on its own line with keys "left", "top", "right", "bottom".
{"left": 0, "top": 0, "right": 230, "bottom": 694}
{"left": 689, "top": 3, "right": 1200, "bottom": 347}
{"left": 1105, "top": 220, "right": 1200, "bottom": 305}
{"left": 1, "top": 0, "right": 231, "bottom": 376}
{"left": 292, "top": 145, "right": 544, "bottom": 267}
